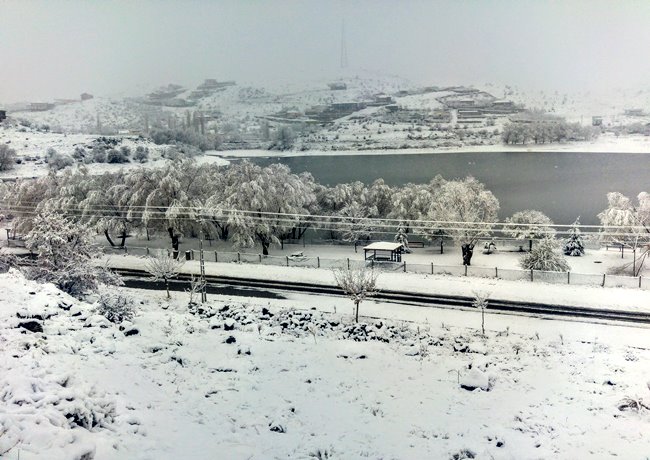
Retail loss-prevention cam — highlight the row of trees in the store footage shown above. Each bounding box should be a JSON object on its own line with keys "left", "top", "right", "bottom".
{"left": 1, "top": 160, "right": 647, "bottom": 269}
{"left": 502, "top": 120, "right": 598, "bottom": 145}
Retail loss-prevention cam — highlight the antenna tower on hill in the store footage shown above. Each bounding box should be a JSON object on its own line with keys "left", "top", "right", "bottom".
{"left": 340, "top": 19, "right": 348, "bottom": 69}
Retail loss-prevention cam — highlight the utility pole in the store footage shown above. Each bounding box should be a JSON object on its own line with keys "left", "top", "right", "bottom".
{"left": 199, "top": 228, "right": 207, "bottom": 303}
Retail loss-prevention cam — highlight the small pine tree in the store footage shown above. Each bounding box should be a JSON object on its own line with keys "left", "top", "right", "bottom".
{"left": 520, "top": 237, "right": 570, "bottom": 272}
{"left": 564, "top": 217, "right": 585, "bottom": 256}
{"left": 394, "top": 222, "right": 410, "bottom": 253}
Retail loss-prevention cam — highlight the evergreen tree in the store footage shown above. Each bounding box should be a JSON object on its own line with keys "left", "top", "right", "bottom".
{"left": 563, "top": 217, "right": 585, "bottom": 256}
{"left": 520, "top": 237, "right": 570, "bottom": 272}
{"left": 394, "top": 222, "right": 411, "bottom": 253}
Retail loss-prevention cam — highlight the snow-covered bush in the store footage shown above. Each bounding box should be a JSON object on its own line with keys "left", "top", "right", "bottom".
{"left": 106, "top": 148, "right": 129, "bottom": 164}
{"left": 46, "top": 148, "right": 74, "bottom": 171}
{"left": 0, "top": 144, "right": 17, "bottom": 171}
{"left": 0, "top": 250, "right": 18, "bottom": 273}
{"left": 95, "top": 290, "right": 135, "bottom": 323}
{"left": 25, "top": 210, "right": 120, "bottom": 297}
{"left": 133, "top": 145, "right": 149, "bottom": 162}
{"left": 520, "top": 238, "right": 570, "bottom": 272}
{"left": 563, "top": 217, "right": 585, "bottom": 256}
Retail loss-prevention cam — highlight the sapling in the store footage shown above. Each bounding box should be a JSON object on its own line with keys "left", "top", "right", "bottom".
{"left": 145, "top": 251, "right": 184, "bottom": 299}
{"left": 472, "top": 291, "right": 489, "bottom": 336}
{"left": 333, "top": 267, "right": 379, "bottom": 323}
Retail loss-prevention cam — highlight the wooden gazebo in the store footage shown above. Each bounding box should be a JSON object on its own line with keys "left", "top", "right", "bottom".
{"left": 363, "top": 242, "right": 403, "bottom": 262}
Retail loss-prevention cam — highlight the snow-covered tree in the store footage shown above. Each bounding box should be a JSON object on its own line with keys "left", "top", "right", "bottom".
{"left": 598, "top": 192, "right": 650, "bottom": 276}
{"left": 394, "top": 222, "right": 410, "bottom": 253}
{"left": 144, "top": 251, "right": 184, "bottom": 299}
{"left": 25, "top": 210, "right": 119, "bottom": 297}
{"left": 389, "top": 182, "right": 433, "bottom": 234}
{"left": 563, "top": 217, "right": 585, "bottom": 256}
{"left": 223, "top": 162, "right": 315, "bottom": 255}
{"left": 520, "top": 237, "right": 570, "bottom": 272}
{"left": 504, "top": 209, "right": 555, "bottom": 251}
{"left": 426, "top": 177, "right": 499, "bottom": 266}
{"left": 333, "top": 267, "right": 379, "bottom": 323}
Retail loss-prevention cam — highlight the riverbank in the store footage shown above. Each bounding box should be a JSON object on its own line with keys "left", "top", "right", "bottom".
{"left": 209, "top": 133, "right": 650, "bottom": 158}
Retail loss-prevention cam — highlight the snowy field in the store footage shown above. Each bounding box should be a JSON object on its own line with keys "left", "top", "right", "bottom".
{"left": 1, "top": 269, "right": 650, "bottom": 459}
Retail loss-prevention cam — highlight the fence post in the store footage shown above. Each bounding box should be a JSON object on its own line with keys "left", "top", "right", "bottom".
{"left": 125, "top": 246, "right": 128, "bottom": 254}
{"left": 146, "top": 247, "right": 150, "bottom": 256}
{"left": 371, "top": 259, "right": 374, "bottom": 269}
{"left": 259, "top": 254, "right": 262, "bottom": 263}
{"left": 286, "top": 256, "right": 289, "bottom": 267}
{"left": 403, "top": 262, "right": 406, "bottom": 273}
{"left": 347, "top": 258, "right": 350, "bottom": 270}
{"left": 431, "top": 262, "right": 434, "bottom": 275}
{"left": 464, "top": 265, "right": 468, "bottom": 276}
{"left": 317, "top": 256, "right": 320, "bottom": 268}
{"left": 602, "top": 273, "right": 606, "bottom": 287}
{"left": 215, "top": 251, "right": 218, "bottom": 262}
{"left": 639, "top": 276, "right": 642, "bottom": 289}
{"left": 530, "top": 269, "right": 534, "bottom": 282}
{"left": 567, "top": 271, "right": 570, "bottom": 284}
{"left": 495, "top": 267, "right": 498, "bottom": 278}
{"left": 238, "top": 252, "right": 241, "bottom": 263}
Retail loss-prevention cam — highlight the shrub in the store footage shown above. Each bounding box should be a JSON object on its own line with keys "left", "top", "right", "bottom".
{"left": 106, "top": 148, "right": 129, "bottom": 163}
{"left": 133, "top": 145, "right": 149, "bottom": 162}
{"left": 0, "top": 144, "right": 17, "bottom": 171}
{"left": 46, "top": 148, "right": 74, "bottom": 171}
{"left": 95, "top": 290, "right": 135, "bottom": 323}
{"left": 520, "top": 238, "right": 570, "bottom": 272}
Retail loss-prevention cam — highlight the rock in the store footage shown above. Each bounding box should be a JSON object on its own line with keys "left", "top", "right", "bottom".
{"left": 224, "top": 319, "right": 236, "bottom": 331}
{"left": 460, "top": 369, "right": 491, "bottom": 391}
{"left": 496, "top": 441, "right": 504, "bottom": 448}
{"left": 124, "top": 328, "right": 139, "bottom": 337}
{"left": 224, "top": 336, "right": 236, "bottom": 344}
{"left": 17, "top": 320, "right": 43, "bottom": 333}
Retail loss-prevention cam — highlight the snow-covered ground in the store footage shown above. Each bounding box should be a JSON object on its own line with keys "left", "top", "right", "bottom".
{"left": 2, "top": 268, "right": 650, "bottom": 459}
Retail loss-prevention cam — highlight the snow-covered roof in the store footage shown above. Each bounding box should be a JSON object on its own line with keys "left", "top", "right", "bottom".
{"left": 363, "top": 242, "right": 403, "bottom": 251}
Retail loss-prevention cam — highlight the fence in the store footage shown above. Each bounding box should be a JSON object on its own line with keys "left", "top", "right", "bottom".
{"left": 100, "top": 245, "right": 650, "bottom": 291}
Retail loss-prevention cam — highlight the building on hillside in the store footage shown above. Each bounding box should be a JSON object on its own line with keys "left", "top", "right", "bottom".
{"left": 0, "top": 110, "right": 6, "bottom": 122}
{"left": 81, "top": 93, "right": 94, "bottom": 101}
{"left": 29, "top": 102, "right": 55, "bottom": 111}
{"left": 328, "top": 82, "right": 347, "bottom": 90}
{"left": 592, "top": 116, "right": 603, "bottom": 126}
{"left": 624, "top": 108, "right": 644, "bottom": 116}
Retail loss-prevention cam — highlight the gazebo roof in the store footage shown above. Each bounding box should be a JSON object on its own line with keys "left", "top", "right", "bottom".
{"left": 363, "top": 242, "right": 403, "bottom": 251}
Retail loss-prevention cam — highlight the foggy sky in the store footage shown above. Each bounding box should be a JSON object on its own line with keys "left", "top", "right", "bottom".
{"left": 2, "top": 0, "right": 650, "bottom": 103}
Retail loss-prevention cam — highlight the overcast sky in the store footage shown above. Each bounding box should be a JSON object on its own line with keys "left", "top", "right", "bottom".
{"left": 2, "top": 0, "right": 650, "bottom": 102}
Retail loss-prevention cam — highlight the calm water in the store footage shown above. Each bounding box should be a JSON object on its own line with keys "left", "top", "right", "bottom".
{"left": 248, "top": 151, "right": 650, "bottom": 225}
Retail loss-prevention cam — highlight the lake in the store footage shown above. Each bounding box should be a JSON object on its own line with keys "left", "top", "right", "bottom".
{"left": 247, "top": 151, "right": 650, "bottom": 226}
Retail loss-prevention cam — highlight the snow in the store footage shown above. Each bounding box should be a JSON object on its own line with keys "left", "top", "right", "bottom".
{"left": 2, "top": 268, "right": 650, "bottom": 458}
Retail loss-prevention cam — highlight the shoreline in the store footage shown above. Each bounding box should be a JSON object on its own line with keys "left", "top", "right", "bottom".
{"left": 209, "top": 134, "right": 650, "bottom": 158}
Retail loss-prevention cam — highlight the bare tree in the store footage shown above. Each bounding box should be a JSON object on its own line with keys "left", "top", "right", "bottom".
{"left": 333, "top": 267, "right": 379, "bottom": 322}
{"left": 472, "top": 291, "right": 489, "bottom": 335}
{"left": 144, "top": 251, "right": 184, "bottom": 298}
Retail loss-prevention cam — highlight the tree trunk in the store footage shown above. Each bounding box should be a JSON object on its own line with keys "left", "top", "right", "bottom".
{"left": 529, "top": 239, "right": 533, "bottom": 252}
{"left": 103, "top": 229, "right": 116, "bottom": 247}
{"left": 355, "top": 300, "right": 360, "bottom": 323}
{"left": 119, "top": 229, "right": 127, "bottom": 247}
{"left": 168, "top": 227, "right": 180, "bottom": 258}
{"left": 461, "top": 243, "right": 475, "bottom": 266}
